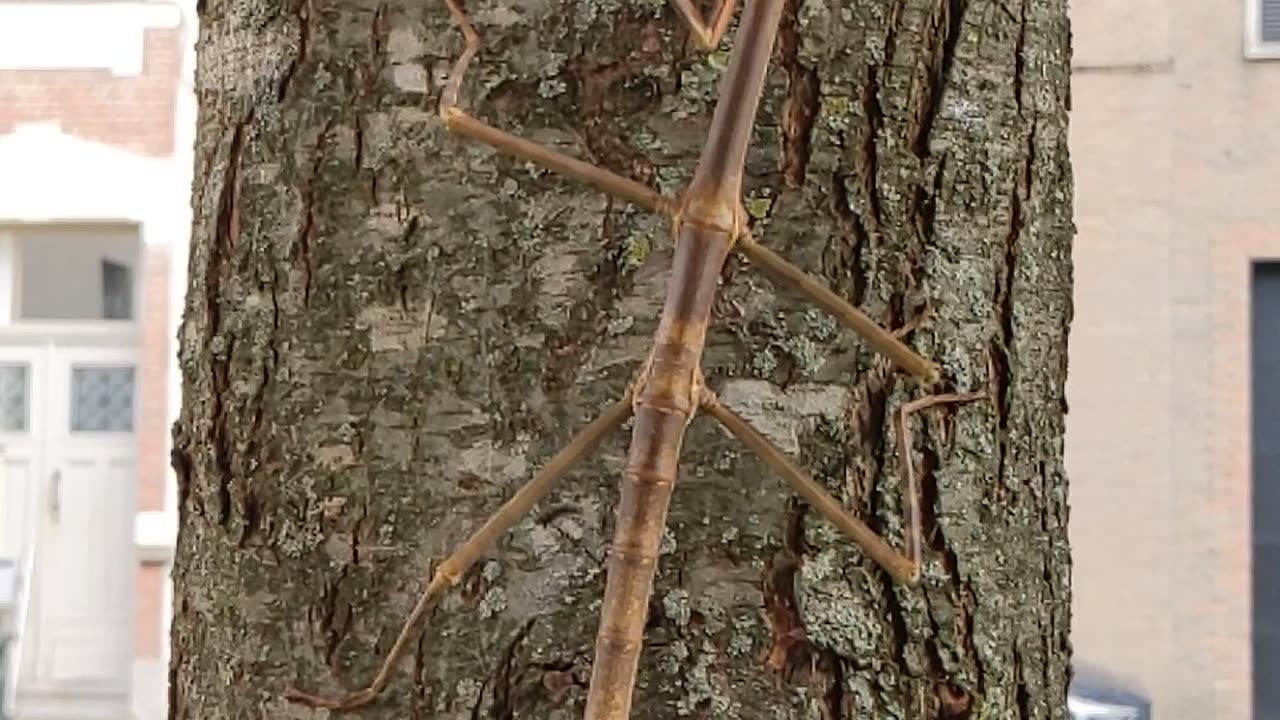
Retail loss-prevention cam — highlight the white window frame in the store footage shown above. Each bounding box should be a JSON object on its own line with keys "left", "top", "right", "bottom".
{"left": 1245, "top": 0, "right": 1280, "bottom": 60}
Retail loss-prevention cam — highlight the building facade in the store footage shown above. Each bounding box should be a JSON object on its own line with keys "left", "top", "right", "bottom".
{"left": 0, "top": 2, "right": 194, "bottom": 720}
{"left": 1065, "top": 0, "right": 1279, "bottom": 719}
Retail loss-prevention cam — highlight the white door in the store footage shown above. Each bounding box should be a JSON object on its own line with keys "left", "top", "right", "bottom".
{"left": 0, "top": 340, "right": 137, "bottom": 718}
{"left": 36, "top": 346, "right": 137, "bottom": 682}
{"left": 0, "top": 348, "right": 46, "bottom": 564}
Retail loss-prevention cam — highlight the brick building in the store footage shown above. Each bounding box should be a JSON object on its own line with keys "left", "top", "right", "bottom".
{"left": 0, "top": 2, "right": 193, "bottom": 720}
{"left": 1065, "top": 1, "right": 1279, "bottom": 719}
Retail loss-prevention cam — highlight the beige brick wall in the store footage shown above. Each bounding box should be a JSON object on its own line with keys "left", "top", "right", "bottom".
{"left": 1, "top": 21, "right": 183, "bottom": 664}
{"left": 1066, "top": 1, "right": 1280, "bottom": 719}
{"left": 1210, "top": 227, "right": 1280, "bottom": 720}
{"left": 1066, "top": 66, "right": 1175, "bottom": 695}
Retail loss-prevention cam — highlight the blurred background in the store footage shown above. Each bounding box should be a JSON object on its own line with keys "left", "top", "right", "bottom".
{"left": 0, "top": 1, "right": 1273, "bottom": 720}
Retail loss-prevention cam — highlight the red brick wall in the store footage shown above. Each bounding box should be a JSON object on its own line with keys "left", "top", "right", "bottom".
{"left": 0, "top": 27, "right": 181, "bottom": 156}
{"left": 132, "top": 562, "right": 166, "bottom": 659}
{"left": 138, "top": 244, "right": 170, "bottom": 513}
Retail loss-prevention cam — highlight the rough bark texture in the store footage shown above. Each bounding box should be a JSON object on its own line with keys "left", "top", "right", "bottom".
{"left": 170, "top": 0, "right": 1074, "bottom": 718}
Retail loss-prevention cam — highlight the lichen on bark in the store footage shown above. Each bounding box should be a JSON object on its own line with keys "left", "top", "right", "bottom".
{"left": 170, "top": 0, "right": 1073, "bottom": 718}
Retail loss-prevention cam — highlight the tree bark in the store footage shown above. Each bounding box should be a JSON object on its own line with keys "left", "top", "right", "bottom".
{"left": 170, "top": 0, "right": 1073, "bottom": 718}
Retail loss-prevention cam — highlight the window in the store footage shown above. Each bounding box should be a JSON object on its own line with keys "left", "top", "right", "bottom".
{"left": 69, "top": 365, "right": 135, "bottom": 433}
{"left": 1252, "top": 263, "right": 1280, "bottom": 718}
{"left": 1246, "top": 0, "right": 1280, "bottom": 59}
{"left": 11, "top": 224, "right": 139, "bottom": 322}
{"left": 101, "top": 259, "right": 132, "bottom": 320}
{"left": 0, "top": 364, "right": 28, "bottom": 432}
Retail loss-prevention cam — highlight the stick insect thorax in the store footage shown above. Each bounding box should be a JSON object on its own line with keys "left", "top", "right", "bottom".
{"left": 582, "top": 0, "right": 788, "bottom": 716}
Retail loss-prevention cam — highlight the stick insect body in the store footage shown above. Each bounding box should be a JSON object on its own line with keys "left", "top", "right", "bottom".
{"left": 286, "top": 0, "right": 985, "bottom": 716}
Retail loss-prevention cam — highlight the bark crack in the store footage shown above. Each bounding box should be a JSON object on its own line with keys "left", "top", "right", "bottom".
{"left": 857, "top": 56, "right": 885, "bottom": 237}
{"left": 991, "top": 120, "right": 1033, "bottom": 502}
{"left": 1013, "top": 0, "right": 1027, "bottom": 114}
{"left": 394, "top": 215, "right": 421, "bottom": 311}
{"left": 828, "top": 168, "right": 868, "bottom": 306}
{"left": 293, "top": 117, "right": 334, "bottom": 309}
{"left": 320, "top": 564, "right": 355, "bottom": 668}
{"left": 211, "top": 112, "right": 252, "bottom": 528}
{"left": 763, "top": 499, "right": 811, "bottom": 676}
{"left": 490, "top": 619, "right": 536, "bottom": 718}
{"left": 275, "top": 0, "right": 312, "bottom": 104}
{"left": 913, "top": 0, "right": 967, "bottom": 158}
{"left": 778, "top": 0, "right": 819, "bottom": 188}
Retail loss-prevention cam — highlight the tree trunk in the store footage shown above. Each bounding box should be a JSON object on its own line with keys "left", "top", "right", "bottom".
{"left": 169, "top": 0, "right": 1074, "bottom": 718}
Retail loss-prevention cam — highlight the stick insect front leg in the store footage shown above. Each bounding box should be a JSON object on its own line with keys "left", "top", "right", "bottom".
{"left": 437, "top": 0, "right": 935, "bottom": 383}
{"left": 437, "top": 0, "right": 676, "bottom": 216}
{"left": 893, "top": 391, "right": 986, "bottom": 567}
{"left": 736, "top": 229, "right": 941, "bottom": 384}
{"left": 670, "top": 0, "right": 741, "bottom": 49}
{"left": 285, "top": 396, "right": 633, "bottom": 710}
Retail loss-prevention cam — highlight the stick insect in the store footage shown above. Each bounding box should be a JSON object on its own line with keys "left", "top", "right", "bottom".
{"left": 286, "top": 0, "right": 985, "bottom": 715}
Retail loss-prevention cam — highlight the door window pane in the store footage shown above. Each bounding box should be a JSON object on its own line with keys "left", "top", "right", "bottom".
{"left": 70, "top": 366, "right": 134, "bottom": 433}
{"left": 0, "top": 364, "right": 28, "bottom": 432}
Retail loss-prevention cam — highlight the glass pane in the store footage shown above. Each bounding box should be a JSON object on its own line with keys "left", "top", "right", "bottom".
{"left": 1264, "top": 0, "right": 1280, "bottom": 44}
{"left": 70, "top": 366, "right": 135, "bottom": 433}
{"left": 101, "top": 259, "right": 133, "bottom": 321}
{"left": 0, "top": 364, "right": 28, "bottom": 432}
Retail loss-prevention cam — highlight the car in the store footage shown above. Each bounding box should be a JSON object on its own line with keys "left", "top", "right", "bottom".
{"left": 1067, "top": 660, "right": 1152, "bottom": 720}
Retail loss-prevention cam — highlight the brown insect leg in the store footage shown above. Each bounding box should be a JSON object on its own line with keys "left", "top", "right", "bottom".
{"left": 699, "top": 389, "right": 918, "bottom": 585}
{"left": 669, "top": 0, "right": 741, "bottom": 49}
{"left": 438, "top": 0, "right": 676, "bottom": 216}
{"left": 284, "top": 396, "right": 634, "bottom": 712}
{"left": 736, "top": 230, "right": 941, "bottom": 385}
{"left": 893, "top": 391, "right": 986, "bottom": 572}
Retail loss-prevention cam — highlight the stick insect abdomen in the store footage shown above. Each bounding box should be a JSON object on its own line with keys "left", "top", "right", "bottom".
{"left": 583, "top": 405, "right": 685, "bottom": 720}
{"left": 583, "top": 225, "right": 734, "bottom": 719}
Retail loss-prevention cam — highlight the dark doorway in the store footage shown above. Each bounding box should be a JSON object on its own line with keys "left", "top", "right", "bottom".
{"left": 1253, "top": 262, "right": 1280, "bottom": 720}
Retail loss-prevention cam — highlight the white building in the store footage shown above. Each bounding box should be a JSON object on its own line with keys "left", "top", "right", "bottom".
{"left": 0, "top": 3, "right": 195, "bottom": 719}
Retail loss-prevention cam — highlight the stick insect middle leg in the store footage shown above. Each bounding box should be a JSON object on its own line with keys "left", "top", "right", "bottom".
{"left": 285, "top": 396, "right": 633, "bottom": 710}
{"left": 701, "top": 388, "right": 987, "bottom": 584}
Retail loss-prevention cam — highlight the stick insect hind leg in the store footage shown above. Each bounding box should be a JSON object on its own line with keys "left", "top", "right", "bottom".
{"left": 284, "top": 397, "right": 633, "bottom": 710}
{"left": 701, "top": 388, "right": 986, "bottom": 586}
